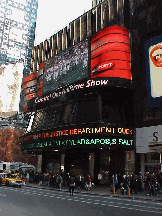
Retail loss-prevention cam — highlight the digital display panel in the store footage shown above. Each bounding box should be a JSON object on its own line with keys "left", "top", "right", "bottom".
{"left": 21, "top": 137, "right": 133, "bottom": 150}
{"left": 42, "top": 39, "right": 89, "bottom": 94}
{"left": 90, "top": 25, "right": 131, "bottom": 87}
{"left": 20, "top": 126, "right": 133, "bottom": 142}
{"left": 145, "top": 35, "right": 162, "bottom": 107}
{"left": 22, "top": 72, "right": 37, "bottom": 112}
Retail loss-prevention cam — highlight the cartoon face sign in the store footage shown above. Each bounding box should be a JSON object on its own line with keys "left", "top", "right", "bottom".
{"left": 150, "top": 44, "right": 162, "bottom": 67}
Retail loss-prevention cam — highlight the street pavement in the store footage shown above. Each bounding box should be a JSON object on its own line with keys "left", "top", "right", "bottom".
{"left": 28, "top": 182, "right": 162, "bottom": 202}
{"left": 0, "top": 185, "right": 162, "bottom": 215}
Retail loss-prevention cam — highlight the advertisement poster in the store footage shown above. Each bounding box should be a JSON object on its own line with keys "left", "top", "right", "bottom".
{"left": 145, "top": 35, "right": 162, "bottom": 107}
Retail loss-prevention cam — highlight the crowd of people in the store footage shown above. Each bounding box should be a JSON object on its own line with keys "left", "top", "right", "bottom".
{"left": 110, "top": 172, "right": 162, "bottom": 196}
{"left": 1, "top": 169, "right": 162, "bottom": 197}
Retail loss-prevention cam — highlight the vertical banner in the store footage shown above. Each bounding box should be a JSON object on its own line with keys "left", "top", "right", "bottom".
{"left": 37, "top": 62, "right": 44, "bottom": 97}
{"left": 22, "top": 72, "right": 37, "bottom": 112}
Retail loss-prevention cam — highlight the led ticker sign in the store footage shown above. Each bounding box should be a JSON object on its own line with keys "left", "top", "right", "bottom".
{"left": 21, "top": 137, "right": 133, "bottom": 150}
{"left": 20, "top": 127, "right": 133, "bottom": 142}
{"left": 90, "top": 25, "right": 131, "bottom": 84}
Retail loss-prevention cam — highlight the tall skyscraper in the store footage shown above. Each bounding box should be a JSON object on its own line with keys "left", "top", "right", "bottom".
{"left": 0, "top": 0, "right": 38, "bottom": 164}
{"left": 0, "top": 0, "right": 38, "bottom": 113}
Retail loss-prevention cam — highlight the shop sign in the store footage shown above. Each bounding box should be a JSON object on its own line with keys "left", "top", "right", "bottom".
{"left": 21, "top": 137, "right": 133, "bottom": 150}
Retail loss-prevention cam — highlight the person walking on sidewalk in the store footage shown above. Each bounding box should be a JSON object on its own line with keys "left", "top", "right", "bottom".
{"left": 0, "top": 175, "right": 2, "bottom": 187}
{"left": 125, "top": 175, "right": 130, "bottom": 195}
{"left": 110, "top": 175, "right": 115, "bottom": 193}
{"left": 58, "top": 174, "right": 62, "bottom": 190}
{"left": 39, "top": 172, "right": 43, "bottom": 186}
{"left": 69, "top": 175, "right": 75, "bottom": 196}
{"left": 87, "top": 174, "right": 92, "bottom": 191}
{"left": 26, "top": 173, "right": 29, "bottom": 187}
{"left": 114, "top": 174, "right": 118, "bottom": 192}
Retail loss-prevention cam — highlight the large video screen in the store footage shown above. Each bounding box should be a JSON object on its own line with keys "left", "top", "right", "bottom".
{"left": 145, "top": 34, "right": 162, "bottom": 107}
{"left": 90, "top": 25, "right": 131, "bottom": 87}
{"left": 42, "top": 39, "right": 89, "bottom": 94}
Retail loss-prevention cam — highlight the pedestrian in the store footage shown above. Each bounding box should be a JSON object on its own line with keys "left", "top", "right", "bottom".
{"left": 130, "top": 175, "right": 135, "bottom": 193}
{"left": 26, "top": 173, "right": 29, "bottom": 187}
{"left": 134, "top": 175, "right": 138, "bottom": 194}
{"left": 87, "top": 174, "right": 92, "bottom": 191}
{"left": 98, "top": 173, "right": 102, "bottom": 186}
{"left": 56, "top": 174, "right": 59, "bottom": 189}
{"left": 110, "top": 175, "right": 115, "bottom": 193}
{"left": 148, "top": 182, "right": 152, "bottom": 196}
{"left": 125, "top": 175, "right": 130, "bottom": 195}
{"left": 0, "top": 175, "right": 2, "bottom": 187}
{"left": 58, "top": 174, "right": 62, "bottom": 190}
{"left": 114, "top": 174, "right": 118, "bottom": 192}
{"left": 154, "top": 181, "right": 158, "bottom": 196}
{"left": 69, "top": 175, "right": 75, "bottom": 196}
{"left": 39, "top": 172, "right": 43, "bottom": 186}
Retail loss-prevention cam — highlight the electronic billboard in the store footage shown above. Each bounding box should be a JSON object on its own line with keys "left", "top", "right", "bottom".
{"left": 90, "top": 25, "right": 131, "bottom": 87}
{"left": 145, "top": 34, "right": 162, "bottom": 107}
{"left": 22, "top": 72, "right": 37, "bottom": 112}
{"left": 42, "top": 39, "right": 89, "bottom": 94}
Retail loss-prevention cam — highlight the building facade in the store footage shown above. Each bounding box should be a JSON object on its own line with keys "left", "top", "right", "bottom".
{"left": 131, "top": 0, "right": 162, "bottom": 177}
{"left": 20, "top": 0, "right": 136, "bottom": 183}
{"left": 0, "top": 0, "right": 38, "bottom": 76}
{"left": 0, "top": 0, "right": 38, "bottom": 165}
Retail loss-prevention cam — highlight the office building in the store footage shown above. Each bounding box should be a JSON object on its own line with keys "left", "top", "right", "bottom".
{"left": 0, "top": 0, "right": 38, "bottom": 165}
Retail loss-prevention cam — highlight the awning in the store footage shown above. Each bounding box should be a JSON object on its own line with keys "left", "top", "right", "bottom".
{"left": 149, "top": 141, "right": 162, "bottom": 152}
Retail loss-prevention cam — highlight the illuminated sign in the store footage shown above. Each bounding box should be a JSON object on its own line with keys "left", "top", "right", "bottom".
{"left": 43, "top": 39, "right": 88, "bottom": 94}
{"left": 21, "top": 137, "right": 133, "bottom": 150}
{"left": 34, "top": 79, "right": 109, "bottom": 104}
{"left": 90, "top": 25, "right": 131, "bottom": 86}
{"left": 22, "top": 72, "right": 37, "bottom": 112}
{"left": 92, "top": 62, "right": 115, "bottom": 75}
{"left": 145, "top": 35, "right": 162, "bottom": 107}
{"left": 37, "top": 62, "right": 44, "bottom": 97}
{"left": 20, "top": 127, "right": 133, "bottom": 142}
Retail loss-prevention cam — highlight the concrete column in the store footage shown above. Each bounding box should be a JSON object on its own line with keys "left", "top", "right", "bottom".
{"left": 37, "top": 155, "right": 42, "bottom": 171}
{"left": 140, "top": 153, "right": 145, "bottom": 188}
{"left": 61, "top": 154, "right": 65, "bottom": 173}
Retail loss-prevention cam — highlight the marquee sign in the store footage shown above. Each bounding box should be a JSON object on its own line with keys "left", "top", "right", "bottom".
{"left": 34, "top": 79, "right": 109, "bottom": 104}
{"left": 20, "top": 127, "right": 133, "bottom": 142}
{"left": 21, "top": 137, "right": 134, "bottom": 150}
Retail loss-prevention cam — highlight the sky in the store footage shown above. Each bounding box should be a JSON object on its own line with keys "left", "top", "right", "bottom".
{"left": 35, "top": 0, "right": 92, "bottom": 46}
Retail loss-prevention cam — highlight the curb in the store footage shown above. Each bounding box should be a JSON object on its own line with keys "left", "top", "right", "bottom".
{"left": 27, "top": 185, "right": 162, "bottom": 202}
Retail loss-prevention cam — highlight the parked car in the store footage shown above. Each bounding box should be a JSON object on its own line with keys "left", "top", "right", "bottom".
{"left": 0, "top": 173, "right": 24, "bottom": 187}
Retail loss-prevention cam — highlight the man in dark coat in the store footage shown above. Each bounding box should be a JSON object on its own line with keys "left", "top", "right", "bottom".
{"left": 69, "top": 175, "right": 75, "bottom": 196}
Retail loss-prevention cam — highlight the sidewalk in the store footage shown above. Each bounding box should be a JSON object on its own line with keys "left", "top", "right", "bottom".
{"left": 27, "top": 182, "right": 162, "bottom": 202}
